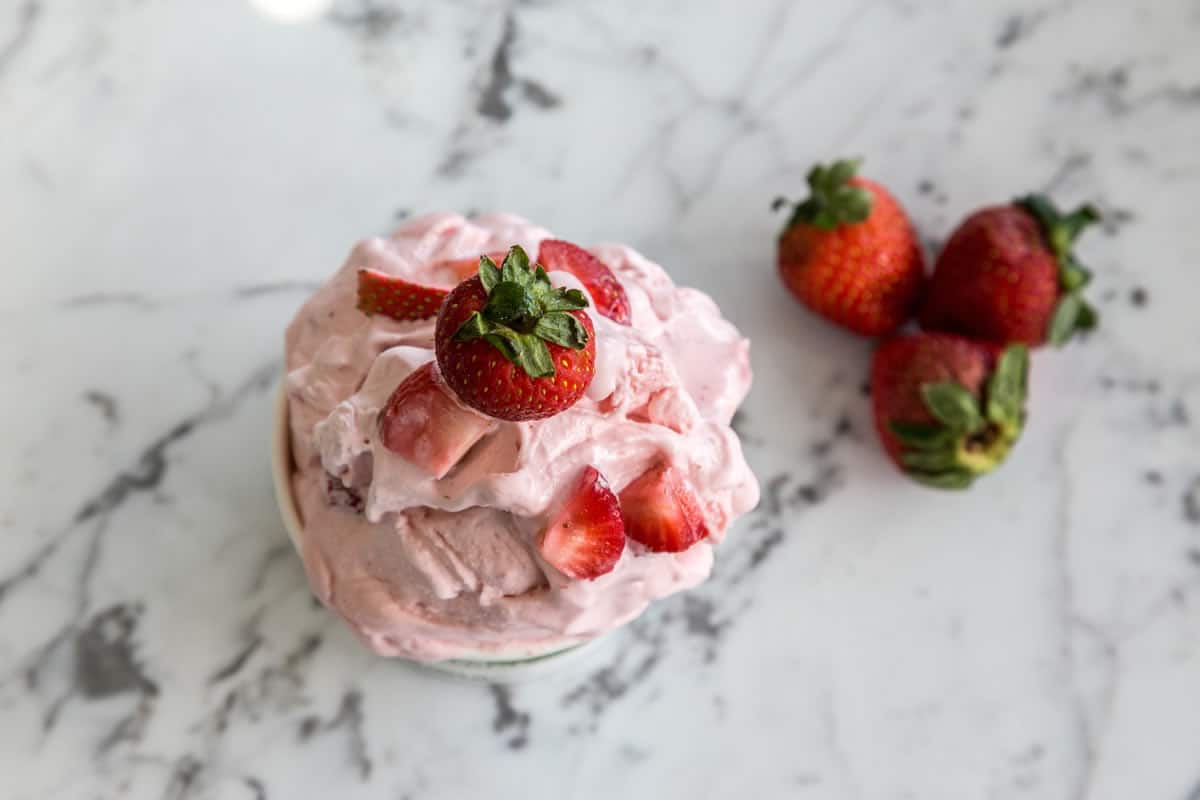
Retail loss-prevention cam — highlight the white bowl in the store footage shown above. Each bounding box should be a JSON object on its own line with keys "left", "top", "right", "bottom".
{"left": 270, "top": 379, "right": 599, "bottom": 680}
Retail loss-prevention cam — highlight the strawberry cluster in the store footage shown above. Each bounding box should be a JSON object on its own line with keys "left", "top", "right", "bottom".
{"left": 776, "top": 159, "right": 1099, "bottom": 489}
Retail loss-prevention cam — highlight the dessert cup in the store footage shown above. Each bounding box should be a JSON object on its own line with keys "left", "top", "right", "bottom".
{"left": 279, "top": 213, "right": 759, "bottom": 672}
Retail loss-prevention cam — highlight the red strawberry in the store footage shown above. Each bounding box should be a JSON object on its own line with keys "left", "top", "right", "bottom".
{"left": 357, "top": 269, "right": 449, "bottom": 322}
{"left": 919, "top": 196, "right": 1100, "bottom": 347}
{"left": 435, "top": 246, "right": 596, "bottom": 421}
{"left": 871, "top": 332, "right": 1029, "bottom": 489}
{"left": 537, "top": 239, "right": 632, "bottom": 325}
{"left": 378, "top": 362, "right": 496, "bottom": 479}
{"left": 539, "top": 466, "right": 626, "bottom": 580}
{"left": 619, "top": 462, "right": 709, "bottom": 553}
{"left": 776, "top": 159, "right": 925, "bottom": 337}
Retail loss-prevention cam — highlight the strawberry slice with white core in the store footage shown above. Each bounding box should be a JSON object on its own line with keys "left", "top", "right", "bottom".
{"left": 539, "top": 466, "right": 626, "bottom": 580}
{"left": 619, "top": 462, "right": 710, "bottom": 553}
{"left": 378, "top": 363, "right": 495, "bottom": 479}
{"left": 357, "top": 269, "right": 449, "bottom": 321}
{"left": 537, "top": 239, "right": 632, "bottom": 325}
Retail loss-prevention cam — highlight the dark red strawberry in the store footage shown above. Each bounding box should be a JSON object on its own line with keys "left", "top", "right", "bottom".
{"left": 776, "top": 159, "right": 925, "bottom": 337}
{"left": 378, "top": 362, "right": 496, "bottom": 479}
{"left": 619, "top": 462, "right": 709, "bottom": 553}
{"left": 871, "top": 332, "right": 1029, "bottom": 489}
{"left": 435, "top": 246, "right": 596, "bottom": 421}
{"left": 537, "top": 239, "right": 632, "bottom": 325}
{"left": 539, "top": 466, "right": 626, "bottom": 580}
{"left": 920, "top": 195, "right": 1100, "bottom": 346}
{"left": 357, "top": 269, "right": 449, "bottom": 321}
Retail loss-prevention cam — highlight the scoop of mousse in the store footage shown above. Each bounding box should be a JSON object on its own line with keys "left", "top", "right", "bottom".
{"left": 284, "top": 212, "right": 759, "bottom": 661}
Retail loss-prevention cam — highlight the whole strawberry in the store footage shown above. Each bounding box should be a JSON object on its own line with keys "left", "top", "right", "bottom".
{"left": 776, "top": 159, "right": 925, "bottom": 337}
{"left": 872, "top": 332, "right": 1029, "bottom": 489}
{"left": 435, "top": 246, "right": 596, "bottom": 421}
{"left": 920, "top": 196, "right": 1100, "bottom": 346}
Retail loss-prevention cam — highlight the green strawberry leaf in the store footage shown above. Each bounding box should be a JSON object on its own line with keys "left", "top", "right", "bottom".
{"left": 499, "top": 245, "right": 531, "bottom": 286}
{"left": 452, "top": 311, "right": 497, "bottom": 342}
{"left": 1077, "top": 299, "right": 1099, "bottom": 331}
{"left": 541, "top": 289, "right": 589, "bottom": 313}
{"left": 1059, "top": 204, "right": 1102, "bottom": 249}
{"left": 482, "top": 328, "right": 555, "bottom": 378}
{"left": 479, "top": 256, "right": 501, "bottom": 293}
{"left": 909, "top": 469, "right": 975, "bottom": 490}
{"left": 533, "top": 312, "right": 589, "bottom": 349}
{"left": 484, "top": 281, "right": 540, "bottom": 327}
{"left": 783, "top": 158, "right": 873, "bottom": 233}
{"left": 826, "top": 159, "right": 861, "bottom": 188}
{"left": 1048, "top": 292, "right": 1083, "bottom": 346}
{"left": 889, "top": 421, "right": 957, "bottom": 451}
{"left": 986, "top": 345, "right": 1029, "bottom": 425}
{"left": 1058, "top": 255, "right": 1092, "bottom": 293}
{"left": 920, "top": 382, "right": 984, "bottom": 433}
{"left": 901, "top": 449, "right": 962, "bottom": 473}
{"left": 1016, "top": 195, "right": 1102, "bottom": 330}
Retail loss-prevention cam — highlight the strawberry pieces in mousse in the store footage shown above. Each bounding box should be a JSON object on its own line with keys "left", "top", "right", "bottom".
{"left": 357, "top": 269, "right": 449, "bottom": 321}
{"left": 539, "top": 466, "right": 626, "bottom": 580}
{"left": 619, "top": 463, "right": 710, "bottom": 553}
{"left": 537, "top": 239, "right": 632, "bottom": 325}
{"left": 377, "top": 362, "right": 495, "bottom": 480}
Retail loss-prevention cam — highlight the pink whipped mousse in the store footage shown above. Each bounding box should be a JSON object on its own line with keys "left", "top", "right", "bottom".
{"left": 284, "top": 212, "right": 759, "bottom": 662}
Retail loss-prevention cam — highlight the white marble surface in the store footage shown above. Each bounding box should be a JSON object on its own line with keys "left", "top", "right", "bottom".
{"left": 2, "top": 0, "right": 1199, "bottom": 798}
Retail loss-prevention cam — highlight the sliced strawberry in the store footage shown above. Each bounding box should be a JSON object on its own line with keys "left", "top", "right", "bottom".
{"left": 539, "top": 466, "right": 626, "bottom": 580}
{"left": 378, "top": 363, "right": 495, "bottom": 479}
{"left": 537, "top": 239, "right": 632, "bottom": 325}
{"left": 619, "top": 462, "right": 709, "bottom": 553}
{"left": 357, "top": 269, "right": 449, "bottom": 321}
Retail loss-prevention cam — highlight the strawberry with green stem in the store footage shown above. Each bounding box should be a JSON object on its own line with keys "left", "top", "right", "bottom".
{"left": 872, "top": 332, "right": 1029, "bottom": 489}
{"left": 776, "top": 158, "right": 925, "bottom": 337}
{"left": 435, "top": 246, "right": 596, "bottom": 421}
{"left": 920, "top": 195, "right": 1101, "bottom": 346}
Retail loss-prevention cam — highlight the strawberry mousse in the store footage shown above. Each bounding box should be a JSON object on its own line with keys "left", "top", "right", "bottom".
{"left": 283, "top": 212, "right": 759, "bottom": 662}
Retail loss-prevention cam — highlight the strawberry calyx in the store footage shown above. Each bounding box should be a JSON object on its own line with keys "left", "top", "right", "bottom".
{"left": 1016, "top": 194, "right": 1101, "bottom": 346}
{"left": 777, "top": 158, "right": 874, "bottom": 233}
{"left": 889, "top": 345, "right": 1029, "bottom": 489}
{"left": 451, "top": 245, "right": 591, "bottom": 379}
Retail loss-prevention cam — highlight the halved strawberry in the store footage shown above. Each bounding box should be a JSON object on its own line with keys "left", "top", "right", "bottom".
{"left": 357, "top": 269, "right": 449, "bottom": 321}
{"left": 537, "top": 239, "right": 632, "bottom": 325}
{"left": 377, "top": 362, "right": 496, "bottom": 479}
{"left": 539, "top": 466, "right": 626, "bottom": 580}
{"left": 619, "top": 462, "right": 709, "bottom": 553}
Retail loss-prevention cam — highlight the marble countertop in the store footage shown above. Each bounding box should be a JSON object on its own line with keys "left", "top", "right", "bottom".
{"left": 3, "top": 1, "right": 1199, "bottom": 798}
